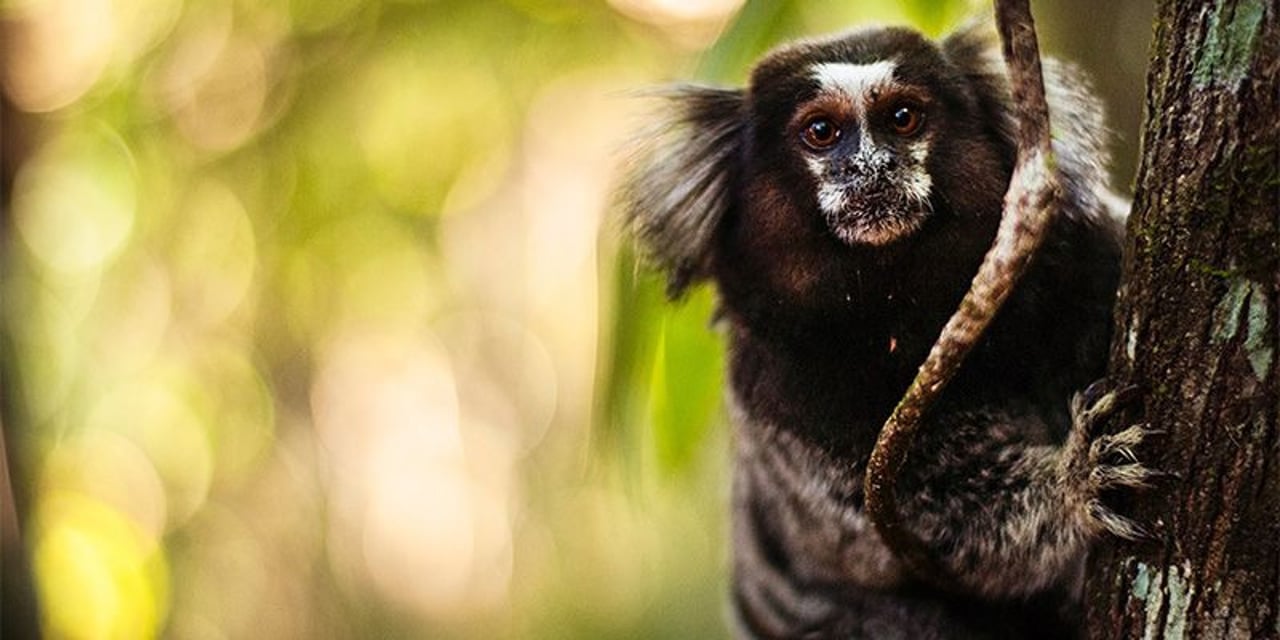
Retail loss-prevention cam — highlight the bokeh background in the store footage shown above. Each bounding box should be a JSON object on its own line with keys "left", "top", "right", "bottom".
{"left": 1, "top": 0, "right": 1153, "bottom": 638}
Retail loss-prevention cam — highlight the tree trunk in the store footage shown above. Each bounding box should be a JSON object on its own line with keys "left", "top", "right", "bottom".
{"left": 1083, "top": 0, "right": 1279, "bottom": 638}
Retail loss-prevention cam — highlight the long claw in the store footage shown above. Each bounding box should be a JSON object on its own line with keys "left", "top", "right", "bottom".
{"left": 1088, "top": 500, "right": 1152, "bottom": 541}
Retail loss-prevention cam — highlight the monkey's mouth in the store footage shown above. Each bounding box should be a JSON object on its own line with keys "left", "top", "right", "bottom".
{"left": 822, "top": 189, "right": 928, "bottom": 247}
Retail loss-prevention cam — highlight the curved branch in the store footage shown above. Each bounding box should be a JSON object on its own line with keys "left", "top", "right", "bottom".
{"left": 862, "top": 0, "right": 1064, "bottom": 587}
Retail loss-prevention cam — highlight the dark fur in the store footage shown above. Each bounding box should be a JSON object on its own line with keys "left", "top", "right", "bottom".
{"left": 623, "top": 23, "right": 1139, "bottom": 639}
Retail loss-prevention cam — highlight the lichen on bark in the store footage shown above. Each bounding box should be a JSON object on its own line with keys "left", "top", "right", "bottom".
{"left": 1083, "top": 1, "right": 1279, "bottom": 638}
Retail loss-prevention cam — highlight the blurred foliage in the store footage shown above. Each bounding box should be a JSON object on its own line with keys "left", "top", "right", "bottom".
{"left": 0, "top": 0, "right": 1148, "bottom": 638}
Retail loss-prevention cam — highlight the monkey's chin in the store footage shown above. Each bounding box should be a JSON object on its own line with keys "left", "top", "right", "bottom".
{"left": 827, "top": 209, "right": 926, "bottom": 247}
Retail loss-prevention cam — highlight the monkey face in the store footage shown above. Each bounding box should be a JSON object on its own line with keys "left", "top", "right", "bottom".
{"left": 747, "top": 29, "right": 960, "bottom": 248}
{"left": 790, "top": 61, "right": 935, "bottom": 246}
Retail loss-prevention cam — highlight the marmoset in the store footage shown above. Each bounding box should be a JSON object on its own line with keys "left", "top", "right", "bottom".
{"left": 622, "top": 22, "right": 1154, "bottom": 639}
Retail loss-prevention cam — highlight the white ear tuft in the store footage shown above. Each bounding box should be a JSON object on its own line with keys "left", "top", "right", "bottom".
{"left": 620, "top": 86, "right": 745, "bottom": 297}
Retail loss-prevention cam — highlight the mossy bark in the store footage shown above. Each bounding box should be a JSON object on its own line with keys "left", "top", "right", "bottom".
{"left": 1083, "top": 0, "right": 1279, "bottom": 638}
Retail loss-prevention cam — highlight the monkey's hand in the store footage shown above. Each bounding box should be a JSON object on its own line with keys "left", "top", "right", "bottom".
{"left": 897, "top": 387, "right": 1157, "bottom": 600}
{"left": 1058, "top": 382, "right": 1160, "bottom": 541}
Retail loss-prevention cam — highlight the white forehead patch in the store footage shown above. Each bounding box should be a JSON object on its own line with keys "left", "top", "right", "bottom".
{"left": 810, "top": 60, "right": 897, "bottom": 107}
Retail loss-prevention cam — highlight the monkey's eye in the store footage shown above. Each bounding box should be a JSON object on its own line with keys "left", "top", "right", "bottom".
{"left": 801, "top": 117, "right": 841, "bottom": 150}
{"left": 889, "top": 105, "right": 924, "bottom": 136}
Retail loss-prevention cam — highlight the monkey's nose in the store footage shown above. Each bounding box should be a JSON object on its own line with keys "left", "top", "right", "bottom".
{"left": 836, "top": 156, "right": 869, "bottom": 180}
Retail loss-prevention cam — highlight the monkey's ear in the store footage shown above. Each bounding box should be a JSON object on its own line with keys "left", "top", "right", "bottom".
{"left": 620, "top": 85, "right": 745, "bottom": 299}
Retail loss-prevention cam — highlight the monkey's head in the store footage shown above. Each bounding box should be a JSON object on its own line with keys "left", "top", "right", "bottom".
{"left": 749, "top": 28, "right": 968, "bottom": 248}
{"left": 624, "top": 24, "right": 1019, "bottom": 321}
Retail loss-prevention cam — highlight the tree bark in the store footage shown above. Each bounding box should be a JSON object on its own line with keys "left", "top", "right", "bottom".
{"left": 1083, "top": 1, "right": 1279, "bottom": 638}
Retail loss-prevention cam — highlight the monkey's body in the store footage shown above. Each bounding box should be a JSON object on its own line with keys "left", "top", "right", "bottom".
{"left": 726, "top": 204, "right": 1123, "bottom": 638}
{"left": 624, "top": 23, "right": 1148, "bottom": 639}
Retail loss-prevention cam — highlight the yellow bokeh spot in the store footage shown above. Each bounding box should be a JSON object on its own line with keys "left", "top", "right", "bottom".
{"left": 165, "top": 180, "right": 258, "bottom": 328}
{"left": 4, "top": 0, "right": 114, "bottom": 111}
{"left": 34, "top": 492, "right": 169, "bottom": 640}
{"left": 356, "top": 46, "right": 511, "bottom": 215}
{"left": 86, "top": 374, "right": 215, "bottom": 528}
{"left": 13, "top": 124, "right": 137, "bottom": 275}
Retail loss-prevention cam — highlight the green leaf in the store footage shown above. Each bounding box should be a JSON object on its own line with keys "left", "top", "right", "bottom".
{"left": 648, "top": 288, "right": 724, "bottom": 473}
